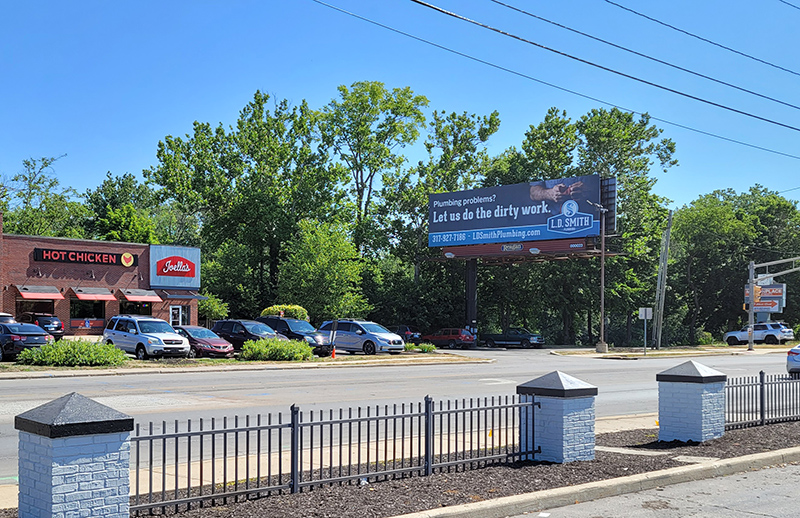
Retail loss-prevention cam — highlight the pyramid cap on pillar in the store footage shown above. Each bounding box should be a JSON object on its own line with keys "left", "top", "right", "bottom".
{"left": 517, "top": 371, "right": 598, "bottom": 398}
{"left": 656, "top": 360, "right": 726, "bottom": 384}
{"left": 15, "top": 392, "right": 134, "bottom": 438}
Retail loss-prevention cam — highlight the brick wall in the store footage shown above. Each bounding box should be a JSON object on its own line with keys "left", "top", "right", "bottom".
{"left": 1, "top": 233, "right": 198, "bottom": 333}
{"left": 18, "top": 430, "right": 131, "bottom": 517}
{"left": 532, "top": 395, "right": 596, "bottom": 463}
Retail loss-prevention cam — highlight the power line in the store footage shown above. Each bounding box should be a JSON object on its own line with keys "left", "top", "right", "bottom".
{"left": 603, "top": 0, "right": 800, "bottom": 77}
{"left": 778, "top": 0, "right": 800, "bottom": 11}
{"left": 490, "top": 0, "right": 800, "bottom": 112}
{"left": 308, "top": 0, "right": 800, "bottom": 161}
{"left": 410, "top": 0, "right": 800, "bottom": 133}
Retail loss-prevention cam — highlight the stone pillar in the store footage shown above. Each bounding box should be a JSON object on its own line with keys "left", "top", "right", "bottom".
{"left": 517, "top": 371, "right": 598, "bottom": 463}
{"left": 657, "top": 360, "right": 726, "bottom": 443}
{"left": 15, "top": 392, "right": 134, "bottom": 518}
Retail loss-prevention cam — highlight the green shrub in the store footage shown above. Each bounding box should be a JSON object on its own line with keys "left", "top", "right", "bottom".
{"left": 239, "top": 338, "right": 313, "bottom": 361}
{"left": 261, "top": 304, "right": 309, "bottom": 322}
{"left": 417, "top": 343, "right": 437, "bottom": 353}
{"left": 404, "top": 342, "right": 416, "bottom": 352}
{"left": 16, "top": 340, "right": 128, "bottom": 367}
{"left": 696, "top": 330, "right": 714, "bottom": 346}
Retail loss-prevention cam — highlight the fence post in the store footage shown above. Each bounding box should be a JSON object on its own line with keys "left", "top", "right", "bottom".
{"left": 516, "top": 371, "right": 597, "bottom": 463}
{"left": 657, "top": 361, "right": 726, "bottom": 442}
{"left": 424, "top": 396, "right": 433, "bottom": 476}
{"left": 290, "top": 404, "right": 300, "bottom": 493}
{"left": 15, "top": 393, "right": 134, "bottom": 518}
{"left": 760, "top": 370, "right": 766, "bottom": 426}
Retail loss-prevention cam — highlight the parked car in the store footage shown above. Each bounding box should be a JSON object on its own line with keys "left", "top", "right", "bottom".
{"left": 386, "top": 325, "right": 422, "bottom": 345}
{"left": 480, "top": 327, "right": 544, "bottom": 348}
{"left": 724, "top": 322, "right": 795, "bottom": 345}
{"left": 317, "top": 319, "right": 404, "bottom": 355}
{"left": 0, "top": 322, "right": 54, "bottom": 361}
{"left": 256, "top": 316, "right": 332, "bottom": 357}
{"left": 16, "top": 312, "right": 64, "bottom": 341}
{"left": 174, "top": 325, "right": 234, "bottom": 358}
{"left": 788, "top": 344, "right": 800, "bottom": 378}
{"left": 211, "top": 319, "right": 287, "bottom": 351}
{"left": 0, "top": 313, "right": 15, "bottom": 324}
{"left": 103, "top": 315, "right": 190, "bottom": 360}
{"left": 422, "top": 328, "right": 475, "bottom": 349}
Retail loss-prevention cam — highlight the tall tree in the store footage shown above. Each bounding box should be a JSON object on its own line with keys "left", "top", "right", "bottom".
{"left": 318, "top": 81, "right": 428, "bottom": 253}
{"left": 147, "top": 91, "right": 345, "bottom": 316}
{"left": 3, "top": 156, "right": 87, "bottom": 237}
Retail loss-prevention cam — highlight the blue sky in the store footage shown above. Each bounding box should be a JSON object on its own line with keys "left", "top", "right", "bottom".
{"left": 2, "top": 0, "right": 798, "bottom": 210}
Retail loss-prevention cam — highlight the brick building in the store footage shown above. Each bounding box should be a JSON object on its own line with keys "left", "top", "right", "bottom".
{"left": 0, "top": 213, "right": 203, "bottom": 336}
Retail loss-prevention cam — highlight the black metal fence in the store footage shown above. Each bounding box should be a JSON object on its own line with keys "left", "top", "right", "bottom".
{"left": 130, "top": 394, "right": 536, "bottom": 514}
{"left": 725, "top": 371, "right": 800, "bottom": 430}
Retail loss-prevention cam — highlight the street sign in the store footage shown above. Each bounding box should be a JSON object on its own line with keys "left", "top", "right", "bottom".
{"left": 638, "top": 307, "right": 653, "bottom": 320}
{"left": 744, "top": 284, "right": 786, "bottom": 305}
{"left": 752, "top": 300, "right": 782, "bottom": 312}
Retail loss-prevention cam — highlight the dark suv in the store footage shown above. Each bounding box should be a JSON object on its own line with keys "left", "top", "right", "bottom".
{"left": 257, "top": 316, "right": 332, "bottom": 357}
{"left": 17, "top": 312, "right": 65, "bottom": 341}
{"left": 386, "top": 325, "right": 422, "bottom": 345}
{"left": 211, "top": 319, "right": 286, "bottom": 351}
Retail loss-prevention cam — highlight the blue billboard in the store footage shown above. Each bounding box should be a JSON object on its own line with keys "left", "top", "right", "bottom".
{"left": 428, "top": 175, "right": 601, "bottom": 247}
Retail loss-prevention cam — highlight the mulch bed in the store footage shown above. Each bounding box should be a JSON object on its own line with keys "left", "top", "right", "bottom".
{"left": 2, "top": 422, "right": 799, "bottom": 518}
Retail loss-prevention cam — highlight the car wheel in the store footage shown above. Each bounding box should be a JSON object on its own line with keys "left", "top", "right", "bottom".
{"left": 188, "top": 347, "right": 199, "bottom": 359}
{"left": 486, "top": 339, "right": 496, "bottom": 348}
{"left": 106, "top": 340, "right": 114, "bottom": 346}
{"left": 791, "top": 372, "right": 800, "bottom": 380}
{"left": 136, "top": 345, "right": 149, "bottom": 361}
{"left": 726, "top": 337, "right": 739, "bottom": 346}
{"left": 317, "top": 348, "right": 332, "bottom": 358}
{"left": 521, "top": 339, "right": 531, "bottom": 349}
{"left": 363, "top": 341, "right": 376, "bottom": 355}
{"left": 447, "top": 340, "right": 457, "bottom": 349}
{"left": 765, "top": 335, "right": 779, "bottom": 345}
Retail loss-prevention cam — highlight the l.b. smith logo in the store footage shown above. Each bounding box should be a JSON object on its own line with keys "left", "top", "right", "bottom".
{"left": 547, "top": 200, "right": 593, "bottom": 234}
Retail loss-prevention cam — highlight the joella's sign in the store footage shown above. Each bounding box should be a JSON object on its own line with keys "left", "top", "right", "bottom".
{"left": 35, "top": 248, "right": 138, "bottom": 267}
{"left": 149, "top": 245, "right": 201, "bottom": 289}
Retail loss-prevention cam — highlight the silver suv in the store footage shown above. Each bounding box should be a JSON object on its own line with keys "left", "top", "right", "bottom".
{"left": 318, "top": 319, "right": 404, "bottom": 355}
{"left": 103, "top": 315, "right": 189, "bottom": 360}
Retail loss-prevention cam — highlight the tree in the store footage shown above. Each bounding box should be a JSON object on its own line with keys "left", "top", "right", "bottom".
{"left": 95, "top": 203, "right": 159, "bottom": 244}
{"left": 198, "top": 292, "right": 229, "bottom": 322}
{"left": 318, "top": 81, "right": 429, "bottom": 252}
{"left": 147, "top": 91, "right": 346, "bottom": 316}
{"left": 277, "top": 220, "right": 370, "bottom": 324}
{"left": 3, "top": 156, "right": 87, "bottom": 237}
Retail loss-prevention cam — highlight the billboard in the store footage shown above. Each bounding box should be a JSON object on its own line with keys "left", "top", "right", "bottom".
{"left": 149, "top": 245, "right": 201, "bottom": 289}
{"left": 428, "top": 174, "right": 601, "bottom": 247}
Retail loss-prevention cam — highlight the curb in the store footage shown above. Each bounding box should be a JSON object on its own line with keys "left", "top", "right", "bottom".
{"left": 389, "top": 446, "right": 800, "bottom": 518}
{"left": 0, "top": 356, "right": 495, "bottom": 380}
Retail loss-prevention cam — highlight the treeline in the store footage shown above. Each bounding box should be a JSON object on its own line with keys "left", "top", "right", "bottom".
{"left": 2, "top": 81, "right": 798, "bottom": 345}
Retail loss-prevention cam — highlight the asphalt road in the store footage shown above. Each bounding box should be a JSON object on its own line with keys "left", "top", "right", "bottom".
{"left": 510, "top": 462, "right": 800, "bottom": 517}
{"left": 0, "top": 348, "right": 786, "bottom": 483}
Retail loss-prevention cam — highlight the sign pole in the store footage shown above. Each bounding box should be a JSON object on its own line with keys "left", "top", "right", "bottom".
{"left": 748, "top": 261, "right": 755, "bottom": 351}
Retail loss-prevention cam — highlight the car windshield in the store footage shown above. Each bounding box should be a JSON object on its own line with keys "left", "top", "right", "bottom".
{"left": 4, "top": 323, "right": 45, "bottom": 334}
{"left": 361, "top": 323, "right": 390, "bottom": 334}
{"left": 243, "top": 322, "right": 275, "bottom": 335}
{"left": 139, "top": 321, "right": 176, "bottom": 334}
{"left": 288, "top": 320, "right": 316, "bottom": 333}
{"left": 185, "top": 327, "right": 220, "bottom": 339}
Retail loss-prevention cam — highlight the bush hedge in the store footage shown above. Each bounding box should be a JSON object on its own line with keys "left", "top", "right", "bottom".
{"left": 239, "top": 338, "right": 313, "bottom": 361}
{"left": 16, "top": 340, "right": 129, "bottom": 367}
{"left": 260, "top": 304, "right": 309, "bottom": 321}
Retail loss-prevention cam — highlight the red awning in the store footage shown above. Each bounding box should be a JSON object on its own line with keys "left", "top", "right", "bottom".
{"left": 15, "top": 285, "right": 65, "bottom": 300}
{"left": 71, "top": 287, "right": 116, "bottom": 301}
{"left": 120, "top": 289, "right": 162, "bottom": 303}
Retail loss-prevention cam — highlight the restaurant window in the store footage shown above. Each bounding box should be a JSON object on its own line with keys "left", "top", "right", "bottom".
{"left": 16, "top": 300, "right": 55, "bottom": 315}
{"left": 119, "top": 301, "right": 153, "bottom": 316}
{"left": 69, "top": 299, "right": 105, "bottom": 320}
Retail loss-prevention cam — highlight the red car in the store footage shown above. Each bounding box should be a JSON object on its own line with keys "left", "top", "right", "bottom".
{"left": 422, "top": 328, "right": 476, "bottom": 349}
{"left": 174, "top": 325, "right": 234, "bottom": 358}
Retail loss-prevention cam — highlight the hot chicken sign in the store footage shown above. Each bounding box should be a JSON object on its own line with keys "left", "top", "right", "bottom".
{"left": 150, "top": 245, "right": 201, "bottom": 289}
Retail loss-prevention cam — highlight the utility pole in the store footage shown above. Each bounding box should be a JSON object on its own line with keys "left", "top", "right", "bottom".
{"left": 589, "top": 201, "right": 609, "bottom": 353}
{"left": 653, "top": 211, "right": 673, "bottom": 350}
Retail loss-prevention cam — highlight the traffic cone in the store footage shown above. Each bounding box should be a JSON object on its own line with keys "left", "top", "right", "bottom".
{"left": 332, "top": 346, "right": 336, "bottom": 359}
